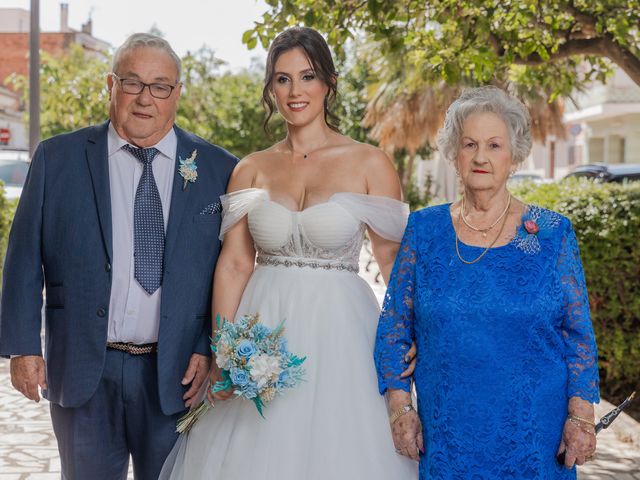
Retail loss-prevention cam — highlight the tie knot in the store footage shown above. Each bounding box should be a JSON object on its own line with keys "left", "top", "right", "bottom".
{"left": 123, "top": 144, "right": 160, "bottom": 165}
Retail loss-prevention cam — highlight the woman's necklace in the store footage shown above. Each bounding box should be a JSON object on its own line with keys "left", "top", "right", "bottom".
{"left": 286, "top": 136, "right": 330, "bottom": 159}
{"left": 455, "top": 198, "right": 511, "bottom": 265}
{"left": 461, "top": 194, "right": 512, "bottom": 238}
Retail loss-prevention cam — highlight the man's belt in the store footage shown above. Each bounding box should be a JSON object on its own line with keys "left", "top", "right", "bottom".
{"left": 106, "top": 342, "right": 158, "bottom": 355}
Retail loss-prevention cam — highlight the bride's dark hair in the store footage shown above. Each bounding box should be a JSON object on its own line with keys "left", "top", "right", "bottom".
{"left": 262, "top": 27, "right": 339, "bottom": 133}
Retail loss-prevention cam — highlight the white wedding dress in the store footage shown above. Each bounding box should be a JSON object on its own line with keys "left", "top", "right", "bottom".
{"left": 160, "top": 188, "right": 418, "bottom": 480}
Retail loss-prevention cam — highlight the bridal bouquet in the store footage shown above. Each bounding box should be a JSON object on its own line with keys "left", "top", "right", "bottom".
{"left": 177, "top": 313, "right": 306, "bottom": 433}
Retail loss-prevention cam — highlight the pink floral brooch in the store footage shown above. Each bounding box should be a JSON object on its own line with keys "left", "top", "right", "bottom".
{"left": 513, "top": 206, "right": 561, "bottom": 254}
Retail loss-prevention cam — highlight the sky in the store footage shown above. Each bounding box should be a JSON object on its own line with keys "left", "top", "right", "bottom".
{"left": 2, "top": 0, "right": 270, "bottom": 71}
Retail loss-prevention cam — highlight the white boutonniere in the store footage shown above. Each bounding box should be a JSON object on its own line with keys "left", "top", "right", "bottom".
{"left": 178, "top": 149, "right": 198, "bottom": 190}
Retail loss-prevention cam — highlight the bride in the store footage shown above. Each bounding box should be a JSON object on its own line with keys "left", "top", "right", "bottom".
{"left": 160, "top": 26, "right": 418, "bottom": 479}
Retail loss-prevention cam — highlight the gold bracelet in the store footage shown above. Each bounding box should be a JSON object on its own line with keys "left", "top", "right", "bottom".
{"left": 389, "top": 404, "right": 415, "bottom": 424}
{"left": 568, "top": 417, "right": 596, "bottom": 436}
{"left": 568, "top": 414, "right": 596, "bottom": 427}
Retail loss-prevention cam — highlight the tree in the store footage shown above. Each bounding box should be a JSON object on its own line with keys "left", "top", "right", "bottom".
{"left": 6, "top": 44, "right": 111, "bottom": 139}
{"left": 177, "top": 47, "right": 285, "bottom": 158}
{"left": 243, "top": 1, "right": 637, "bottom": 166}
{"left": 245, "top": 1, "right": 640, "bottom": 95}
{"left": 6, "top": 45, "right": 285, "bottom": 157}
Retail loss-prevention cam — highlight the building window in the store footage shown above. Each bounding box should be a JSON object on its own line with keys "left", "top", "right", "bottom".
{"left": 568, "top": 145, "right": 582, "bottom": 166}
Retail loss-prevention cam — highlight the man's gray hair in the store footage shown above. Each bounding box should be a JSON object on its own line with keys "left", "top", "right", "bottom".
{"left": 112, "top": 33, "right": 182, "bottom": 81}
{"left": 436, "top": 86, "right": 532, "bottom": 166}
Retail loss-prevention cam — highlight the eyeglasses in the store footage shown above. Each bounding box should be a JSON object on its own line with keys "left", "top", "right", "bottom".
{"left": 110, "top": 73, "right": 179, "bottom": 99}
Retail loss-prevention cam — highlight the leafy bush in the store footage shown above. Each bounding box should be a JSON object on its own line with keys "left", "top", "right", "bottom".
{"left": 0, "top": 184, "right": 18, "bottom": 287}
{"left": 405, "top": 172, "right": 435, "bottom": 211}
{"left": 511, "top": 179, "right": 640, "bottom": 413}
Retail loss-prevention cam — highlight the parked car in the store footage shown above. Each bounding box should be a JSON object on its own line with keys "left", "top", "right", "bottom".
{"left": 563, "top": 163, "right": 640, "bottom": 183}
{"left": 0, "top": 149, "right": 30, "bottom": 199}
{"left": 507, "top": 171, "right": 551, "bottom": 186}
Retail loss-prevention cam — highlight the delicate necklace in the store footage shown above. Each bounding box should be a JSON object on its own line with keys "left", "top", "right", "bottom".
{"left": 455, "top": 200, "right": 510, "bottom": 265}
{"left": 286, "top": 136, "right": 330, "bottom": 159}
{"left": 461, "top": 194, "right": 512, "bottom": 238}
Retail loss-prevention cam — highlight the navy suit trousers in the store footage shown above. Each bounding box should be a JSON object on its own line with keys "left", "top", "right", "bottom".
{"left": 50, "top": 350, "right": 182, "bottom": 480}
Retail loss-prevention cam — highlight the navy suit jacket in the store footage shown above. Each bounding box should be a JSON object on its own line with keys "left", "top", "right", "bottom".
{"left": 0, "top": 122, "right": 237, "bottom": 415}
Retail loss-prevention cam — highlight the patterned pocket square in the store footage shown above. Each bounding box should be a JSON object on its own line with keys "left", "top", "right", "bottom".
{"left": 200, "top": 201, "right": 222, "bottom": 215}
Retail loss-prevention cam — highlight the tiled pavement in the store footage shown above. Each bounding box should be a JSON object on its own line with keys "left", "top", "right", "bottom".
{"left": 0, "top": 357, "right": 60, "bottom": 480}
{"left": 0, "top": 248, "right": 638, "bottom": 479}
{"left": 0, "top": 356, "right": 134, "bottom": 480}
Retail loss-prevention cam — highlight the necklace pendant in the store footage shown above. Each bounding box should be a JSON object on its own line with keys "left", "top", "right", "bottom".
{"left": 482, "top": 232, "right": 487, "bottom": 238}
{"left": 303, "top": 154, "right": 308, "bottom": 159}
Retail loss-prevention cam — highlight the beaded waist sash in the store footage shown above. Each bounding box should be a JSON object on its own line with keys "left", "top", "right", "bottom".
{"left": 256, "top": 254, "right": 359, "bottom": 273}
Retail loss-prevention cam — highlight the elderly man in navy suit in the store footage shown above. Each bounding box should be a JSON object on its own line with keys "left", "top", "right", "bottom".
{"left": 0, "top": 33, "right": 236, "bottom": 479}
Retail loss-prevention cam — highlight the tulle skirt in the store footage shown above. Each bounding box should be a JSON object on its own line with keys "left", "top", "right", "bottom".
{"left": 160, "top": 264, "right": 418, "bottom": 479}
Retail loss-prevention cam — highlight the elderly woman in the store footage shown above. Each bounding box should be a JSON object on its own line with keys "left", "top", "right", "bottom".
{"left": 374, "top": 86, "right": 599, "bottom": 479}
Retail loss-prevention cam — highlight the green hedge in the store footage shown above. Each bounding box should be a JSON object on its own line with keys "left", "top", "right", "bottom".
{"left": 0, "top": 184, "right": 18, "bottom": 287}
{"left": 511, "top": 179, "right": 640, "bottom": 409}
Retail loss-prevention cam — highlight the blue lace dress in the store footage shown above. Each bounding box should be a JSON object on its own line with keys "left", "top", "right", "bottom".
{"left": 374, "top": 204, "right": 599, "bottom": 480}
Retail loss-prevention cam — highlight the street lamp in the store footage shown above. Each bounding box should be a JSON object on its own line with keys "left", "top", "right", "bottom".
{"left": 29, "top": 0, "right": 40, "bottom": 157}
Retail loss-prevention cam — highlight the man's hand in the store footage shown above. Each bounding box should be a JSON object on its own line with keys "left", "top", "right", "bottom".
{"left": 10, "top": 355, "right": 47, "bottom": 402}
{"left": 181, "top": 353, "right": 211, "bottom": 408}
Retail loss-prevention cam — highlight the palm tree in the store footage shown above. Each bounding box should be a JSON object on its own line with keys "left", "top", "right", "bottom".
{"left": 362, "top": 81, "right": 566, "bottom": 195}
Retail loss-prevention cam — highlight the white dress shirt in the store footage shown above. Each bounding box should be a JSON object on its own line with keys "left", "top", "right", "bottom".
{"left": 106, "top": 123, "right": 176, "bottom": 343}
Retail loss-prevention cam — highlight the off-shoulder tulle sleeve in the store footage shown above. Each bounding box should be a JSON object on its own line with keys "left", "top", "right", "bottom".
{"left": 219, "top": 188, "right": 268, "bottom": 241}
{"left": 332, "top": 193, "right": 409, "bottom": 243}
{"left": 557, "top": 220, "right": 600, "bottom": 403}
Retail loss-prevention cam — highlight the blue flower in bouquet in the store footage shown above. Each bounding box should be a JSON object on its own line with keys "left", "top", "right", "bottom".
{"left": 236, "top": 316, "right": 250, "bottom": 331}
{"left": 236, "top": 339, "right": 257, "bottom": 359}
{"left": 278, "top": 337, "right": 288, "bottom": 354}
{"left": 239, "top": 382, "right": 259, "bottom": 399}
{"left": 230, "top": 367, "right": 251, "bottom": 387}
{"left": 277, "top": 369, "right": 290, "bottom": 388}
{"left": 251, "top": 323, "right": 271, "bottom": 341}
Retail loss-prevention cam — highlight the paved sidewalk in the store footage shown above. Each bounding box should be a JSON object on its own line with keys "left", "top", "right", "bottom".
{"left": 0, "top": 248, "right": 638, "bottom": 479}
{"left": 0, "top": 357, "right": 133, "bottom": 480}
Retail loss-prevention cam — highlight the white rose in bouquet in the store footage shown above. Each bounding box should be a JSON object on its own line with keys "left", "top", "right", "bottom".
{"left": 249, "top": 353, "right": 282, "bottom": 389}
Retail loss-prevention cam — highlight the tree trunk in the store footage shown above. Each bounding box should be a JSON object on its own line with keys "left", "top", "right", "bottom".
{"left": 514, "top": 36, "right": 640, "bottom": 87}
{"left": 601, "top": 35, "right": 640, "bottom": 87}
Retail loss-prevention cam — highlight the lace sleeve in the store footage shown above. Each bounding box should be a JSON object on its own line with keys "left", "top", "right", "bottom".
{"left": 558, "top": 221, "right": 600, "bottom": 403}
{"left": 374, "top": 212, "right": 417, "bottom": 394}
{"left": 219, "top": 188, "right": 268, "bottom": 241}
